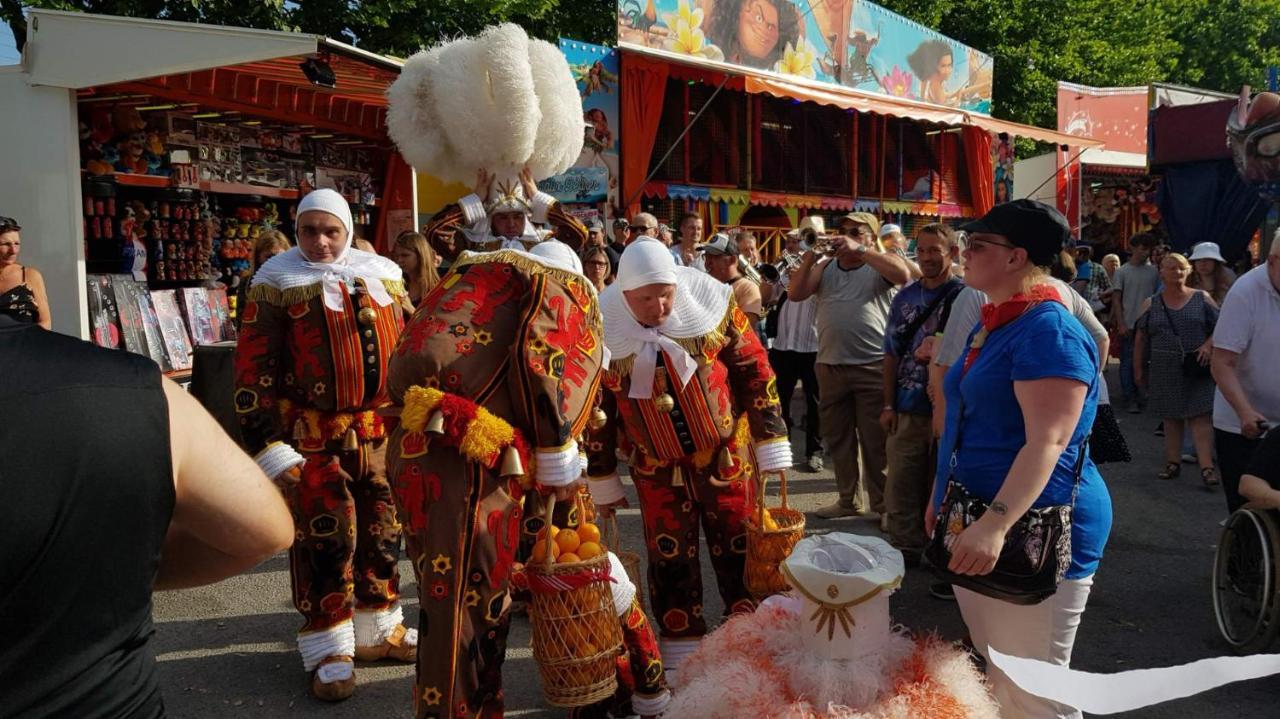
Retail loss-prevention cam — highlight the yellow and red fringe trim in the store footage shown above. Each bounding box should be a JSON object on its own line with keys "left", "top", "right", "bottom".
{"left": 400, "top": 385, "right": 533, "bottom": 484}
{"left": 278, "top": 399, "right": 385, "bottom": 453}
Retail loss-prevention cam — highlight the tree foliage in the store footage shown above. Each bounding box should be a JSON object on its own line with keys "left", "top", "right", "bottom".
{"left": 3, "top": 0, "right": 1279, "bottom": 130}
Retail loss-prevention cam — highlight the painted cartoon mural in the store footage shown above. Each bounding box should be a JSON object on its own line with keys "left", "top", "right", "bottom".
{"left": 541, "top": 40, "right": 620, "bottom": 206}
{"left": 617, "top": 0, "right": 993, "bottom": 113}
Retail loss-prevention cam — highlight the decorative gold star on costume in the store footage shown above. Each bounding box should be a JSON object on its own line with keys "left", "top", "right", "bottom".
{"left": 474, "top": 329, "right": 493, "bottom": 345}
{"left": 431, "top": 553, "right": 453, "bottom": 575}
{"left": 464, "top": 589, "right": 481, "bottom": 607}
{"left": 421, "top": 686, "right": 443, "bottom": 706}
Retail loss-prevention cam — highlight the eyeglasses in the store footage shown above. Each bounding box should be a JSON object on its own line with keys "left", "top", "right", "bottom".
{"left": 585, "top": 260, "right": 610, "bottom": 268}
{"left": 967, "top": 236, "right": 1017, "bottom": 252}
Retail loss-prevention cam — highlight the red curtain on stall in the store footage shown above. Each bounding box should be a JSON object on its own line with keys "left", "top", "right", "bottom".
{"left": 621, "top": 53, "right": 670, "bottom": 217}
{"left": 961, "top": 126, "right": 995, "bottom": 216}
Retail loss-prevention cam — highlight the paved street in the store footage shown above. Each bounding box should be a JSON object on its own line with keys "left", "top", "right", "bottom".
{"left": 153, "top": 367, "right": 1280, "bottom": 717}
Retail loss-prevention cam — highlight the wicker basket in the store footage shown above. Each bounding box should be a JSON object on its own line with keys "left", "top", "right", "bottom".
{"left": 527, "top": 496, "right": 624, "bottom": 707}
{"left": 743, "top": 470, "right": 806, "bottom": 600}
{"left": 604, "top": 515, "right": 645, "bottom": 609}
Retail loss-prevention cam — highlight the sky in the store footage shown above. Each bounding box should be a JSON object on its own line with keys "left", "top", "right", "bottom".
{"left": 1, "top": 24, "right": 18, "bottom": 64}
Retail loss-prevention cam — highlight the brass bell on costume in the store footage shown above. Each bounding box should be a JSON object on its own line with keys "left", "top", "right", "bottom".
{"left": 357, "top": 306, "right": 378, "bottom": 326}
{"left": 342, "top": 428, "right": 359, "bottom": 452}
{"left": 718, "top": 446, "right": 736, "bottom": 474}
{"left": 671, "top": 464, "right": 685, "bottom": 487}
{"left": 653, "top": 393, "right": 675, "bottom": 413}
{"left": 500, "top": 446, "right": 525, "bottom": 477}
{"left": 292, "top": 419, "right": 307, "bottom": 441}
{"left": 425, "top": 410, "right": 446, "bottom": 435}
{"left": 588, "top": 406, "right": 608, "bottom": 431}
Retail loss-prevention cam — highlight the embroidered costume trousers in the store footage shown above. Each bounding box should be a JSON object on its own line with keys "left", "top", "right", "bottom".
{"left": 387, "top": 439, "right": 523, "bottom": 719}
{"left": 569, "top": 598, "right": 668, "bottom": 719}
{"left": 631, "top": 446, "right": 758, "bottom": 640}
{"left": 286, "top": 440, "right": 402, "bottom": 633}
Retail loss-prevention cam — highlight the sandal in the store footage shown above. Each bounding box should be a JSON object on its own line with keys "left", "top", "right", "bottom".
{"left": 1157, "top": 462, "right": 1181, "bottom": 480}
{"left": 354, "top": 623, "right": 417, "bottom": 663}
{"left": 1201, "top": 467, "right": 1220, "bottom": 488}
{"left": 311, "top": 655, "right": 355, "bottom": 702}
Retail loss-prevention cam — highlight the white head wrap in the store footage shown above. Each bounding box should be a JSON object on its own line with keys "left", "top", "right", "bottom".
{"left": 600, "top": 239, "right": 730, "bottom": 399}
{"left": 296, "top": 189, "right": 355, "bottom": 263}
{"left": 528, "top": 239, "right": 583, "bottom": 275}
{"left": 251, "top": 189, "right": 402, "bottom": 313}
{"left": 616, "top": 238, "right": 677, "bottom": 290}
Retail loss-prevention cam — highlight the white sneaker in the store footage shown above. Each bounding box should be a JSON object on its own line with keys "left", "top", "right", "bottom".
{"left": 1181, "top": 453, "right": 1197, "bottom": 464}
{"left": 806, "top": 454, "right": 824, "bottom": 472}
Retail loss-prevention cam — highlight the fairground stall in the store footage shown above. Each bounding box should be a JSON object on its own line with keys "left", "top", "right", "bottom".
{"left": 612, "top": 0, "right": 1097, "bottom": 256}
{"left": 1, "top": 10, "right": 415, "bottom": 372}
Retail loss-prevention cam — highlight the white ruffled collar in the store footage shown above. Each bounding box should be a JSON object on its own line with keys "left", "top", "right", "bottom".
{"left": 251, "top": 247, "right": 403, "bottom": 312}
{"left": 599, "top": 266, "right": 729, "bottom": 397}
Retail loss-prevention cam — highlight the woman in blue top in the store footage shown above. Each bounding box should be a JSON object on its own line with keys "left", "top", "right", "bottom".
{"left": 928, "top": 200, "right": 1112, "bottom": 719}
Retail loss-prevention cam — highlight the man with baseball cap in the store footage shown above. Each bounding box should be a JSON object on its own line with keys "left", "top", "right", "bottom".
{"left": 704, "top": 232, "right": 763, "bottom": 322}
{"left": 234, "top": 188, "right": 416, "bottom": 701}
{"left": 790, "top": 211, "right": 913, "bottom": 521}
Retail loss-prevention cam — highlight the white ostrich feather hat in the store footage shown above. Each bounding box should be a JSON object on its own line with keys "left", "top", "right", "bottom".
{"left": 386, "top": 23, "right": 584, "bottom": 209}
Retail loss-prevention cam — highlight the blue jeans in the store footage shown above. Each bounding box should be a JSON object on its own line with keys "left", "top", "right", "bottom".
{"left": 1118, "top": 333, "right": 1139, "bottom": 404}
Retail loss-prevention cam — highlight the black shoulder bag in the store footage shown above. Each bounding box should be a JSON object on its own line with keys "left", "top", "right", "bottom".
{"left": 1158, "top": 295, "right": 1213, "bottom": 380}
{"left": 924, "top": 370, "right": 1087, "bottom": 606}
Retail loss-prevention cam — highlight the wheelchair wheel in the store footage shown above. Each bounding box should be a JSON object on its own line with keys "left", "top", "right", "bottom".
{"left": 1213, "top": 508, "right": 1280, "bottom": 653}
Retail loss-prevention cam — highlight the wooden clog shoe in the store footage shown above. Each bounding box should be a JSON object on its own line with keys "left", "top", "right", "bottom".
{"left": 353, "top": 623, "right": 417, "bottom": 663}
{"left": 311, "top": 655, "right": 355, "bottom": 702}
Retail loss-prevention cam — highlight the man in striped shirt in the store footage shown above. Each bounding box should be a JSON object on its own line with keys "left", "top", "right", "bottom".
{"left": 767, "top": 229, "right": 823, "bottom": 472}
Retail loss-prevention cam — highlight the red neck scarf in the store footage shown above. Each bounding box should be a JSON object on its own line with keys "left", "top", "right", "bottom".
{"left": 962, "top": 284, "right": 1066, "bottom": 374}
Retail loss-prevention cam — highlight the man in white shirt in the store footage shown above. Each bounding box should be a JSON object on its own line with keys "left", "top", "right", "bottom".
{"left": 1211, "top": 235, "right": 1280, "bottom": 513}
{"left": 767, "top": 226, "right": 823, "bottom": 471}
{"left": 671, "top": 212, "right": 706, "bottom": 271}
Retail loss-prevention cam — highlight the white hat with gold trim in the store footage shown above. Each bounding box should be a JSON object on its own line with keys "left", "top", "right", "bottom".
{"left": 782, "top": 533, "right": 904, "bottom": 662}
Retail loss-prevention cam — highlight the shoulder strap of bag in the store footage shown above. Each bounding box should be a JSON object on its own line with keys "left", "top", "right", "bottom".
{"left": 902, "top": 283, "right": 962, "bottom": 350}
{"left": 949, "top": 349, "right": 1092, "bottom": 508}
{"left": 1156, "top": 294, "right": 1188, "bottom": 354}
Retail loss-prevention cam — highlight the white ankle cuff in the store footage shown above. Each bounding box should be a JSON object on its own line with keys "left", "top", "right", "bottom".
{"left": 298, "top": 621, "right": 355, "bottom": 672}
{"left": 353, "top": 604, "right": 404, "bottom": 647}
{"left": 631, "top": 689, "right": 671, "bottom": 715}
{"left": 658, "top": 637, "right": 700, "bottom": 674}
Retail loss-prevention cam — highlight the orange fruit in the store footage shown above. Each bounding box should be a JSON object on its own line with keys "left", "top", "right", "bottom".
{"left": 555, "top": 528, "right": 581, "bottom": 554}
{"left": 761, "top": 508, "right": 780, "bottom": 531}
{"left": 531, "top": 539, "right": 561, "bottom": 563}
{"left": 558, "top": 552, "right": 582, "bottom": 564}
{"left": 577, "top": 541, "right": 603, "bottom": 560}
{"left": 577, "top": 523, "right": 601, "bottom": 544}
{"left": 535, "top": 525, "right": 560, "bottom": 543}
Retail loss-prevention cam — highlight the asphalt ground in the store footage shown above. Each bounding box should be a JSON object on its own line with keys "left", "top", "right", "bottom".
{"left": 152, "top": 366, "right": 1280, "bottom": 717}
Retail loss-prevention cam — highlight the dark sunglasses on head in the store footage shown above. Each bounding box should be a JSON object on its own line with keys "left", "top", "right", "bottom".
{"left": 0, "top": 216, "right": 20, "bottom": 233}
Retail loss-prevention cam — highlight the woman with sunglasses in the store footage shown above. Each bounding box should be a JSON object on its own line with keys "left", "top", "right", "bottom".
{"left": 928, "top": 200, "right": 1111, "bottom": 719}
{"left": 0, "top": 217, "right": 51, "bottom": 330}
{"left": 581, "top": 244, "right": 613, "bottom": 291}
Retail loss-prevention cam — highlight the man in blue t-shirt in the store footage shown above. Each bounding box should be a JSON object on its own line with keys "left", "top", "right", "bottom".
{"left": 880, "top": 224, "right": 964, "bottom": 565}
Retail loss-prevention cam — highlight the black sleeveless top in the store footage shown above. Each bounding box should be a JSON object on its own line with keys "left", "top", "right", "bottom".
{"left": 0, "top": 315, "right": 174, "bottom": 718}
{"left": 0, "top": 267, "right": 39, "bottom": 324}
